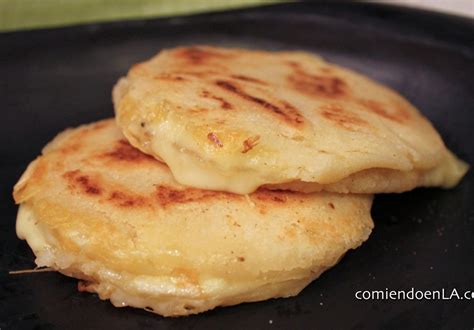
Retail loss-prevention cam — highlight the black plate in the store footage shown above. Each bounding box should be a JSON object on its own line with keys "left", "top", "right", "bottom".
{"left": 1, "top": 3, "right": 473, "bottom": 329}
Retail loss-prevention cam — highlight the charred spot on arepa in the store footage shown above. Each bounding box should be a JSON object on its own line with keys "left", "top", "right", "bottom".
{"left": 214, "top": 80, "right": 305, "bottom": 127}
{"left": 255, "top": 191, "right": 287, "bottom": 203}
{"left": 286, "top": 60, "right": 347, "bottom": 98}
{"left": 319, "top": 104, "right": 368, "bottom": 131}
{"left": 358, "top": 99, "right": 410, "bottom": 123}
{"left": 102, "top": 139, "right": 156, "bottom": 163}
{"left": 108, "top": 190, "right": 149, "bottom": 208}
{"left": 63, "top": 170, "right": 102, "bottom": 196}
{"left": 242, "top": 135, "right": 260, "bottom": 153}
{"left": 207, "top": 132, "right": 224, "bottom": 147}
{"left": 252, "top": 189, "right": 308, "bottom": 215}
{"left": 252, "top": 189, "right": 306, "bottom": 204}
{"left": 174, "top": 46, "right": 232, "bottom": 64}
{"left": 63, "top": 169, "right": 151, "bottom": 208}
{"left": 155, "top": 185, "right": 237, "bottom": 207}
{"left": 200, "top": 90, "right": 233, "bottom": 110}
{"left": 230, "top": 74, "right": 267, "bottom": 85}
{"left": 288, "top": 72, "right": 347, "bottom": 98}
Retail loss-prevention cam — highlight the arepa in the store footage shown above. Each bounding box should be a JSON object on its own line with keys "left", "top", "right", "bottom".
{"left": 13, "top": 119, "right": 373, "bottom": 317}
{"left": 113, "top": 46, "right": 468, "bottom": 194}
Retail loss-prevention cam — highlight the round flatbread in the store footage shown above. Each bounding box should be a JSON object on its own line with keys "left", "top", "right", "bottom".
{"left": 13, "top": 119, "right": 373, "bottom": 317}
{"left": 113, "top": 46, "right": 468, "bottom": 194}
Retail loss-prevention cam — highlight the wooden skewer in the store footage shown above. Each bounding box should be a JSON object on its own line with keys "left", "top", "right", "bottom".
{"left": 8, "top": 267, "right": 54, "bottom": 275}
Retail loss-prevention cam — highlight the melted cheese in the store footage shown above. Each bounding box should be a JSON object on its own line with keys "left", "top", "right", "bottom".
{"left": 16, "top": 204, "right": 49, "bottom": 257}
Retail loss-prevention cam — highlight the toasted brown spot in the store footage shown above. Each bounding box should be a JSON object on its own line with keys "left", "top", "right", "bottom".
{"left": 320, "top": 104, "right": 367, "bottom": 130}
{"left": 63, "top": 170, "right": 102, "bottom": 196}
{"left": 153, "top": 73, "right": 187, "bottom": 82}
{"left": 242, "top": 135, "right": 260, "bottom": 153}
{"left": 328, "top": 202, "right": 335, "bottom": 209}
{"left": 359, "top": 99, "right": 410, "bottom": 123}
{"left": 230, "top": 74, "right": 267, "bottom": 85}
{"left": 253, "top": 189, "right": 289, "bottom": 203}
{"left": 175, "top": 47, "right": 230, "bottom": 64}
{"left": 215, "top": 80, "right": 305, "bottom": 126}
{"left": 237, "top": 256, "right": 245, "bottom": 262}
{"left": 108, "top": 191, "right": 147, "bottom": 208}
{"left": 282, "top": 101, "right": 305, "bottom": 124}
{"left": 289, "top": 73, "right": 346, "bottom": 98}
{"left": 201, "top": 90, "right": 232, "bottom": 110}
{"left": 103, "top": 139, "right": 155, "bottom": 162}
{"left": 64, "top": 170, "right": 153, "bottom": 208}
{"left": 287, "top": 61, "right": 347, "bottom": 98}
{"left": 188, "top": 107, "right": 210, "bottom": 116}
{"left": 252, "top": 189, "right": 308, "bottom": 211}
{"left": 155, "top": 185, "right": 235, "bottom": 207}
{"left": 207, "top": 132, "right": 223, "bottom": 147}
{"left": 78, "top": 177, "right": 101, "bottom": 195}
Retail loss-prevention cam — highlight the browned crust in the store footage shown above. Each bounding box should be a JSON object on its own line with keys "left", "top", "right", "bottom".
{"left": 201, "top": 90, "right": 233, "bottom": 110}
{"left": 230, "top": 74, "right": 267, "bottom": 85}
{"left": 207, "top": 132, "right": 224, "bottom": 147}
{"left": 215, "top": 80, "right": 305, "bottom": 127}
{"left": 174, "top": 46, "right": 232, "bottom": 64}
{"left": 154, "top": 185, "right": 237, "bottom": 207}
{"left": 63, "top": 170, "right": 103, "bottom": 196}
{"left": 242, "top": 135, "right": 260, "bottom": 153}
{"left": 358, "top": 99, "right": 410, "bottom": 123}
{"left": 101, "top": 139, "right": 156, "bottom": 163}
{"left": 286, "top": 61, "right": 347, "bottom": 98}
{"left": 319, "top": 104, "right": 368, "bottom": 131}
{"left": 61, "top": 164, "right": 309, "bottom": 210}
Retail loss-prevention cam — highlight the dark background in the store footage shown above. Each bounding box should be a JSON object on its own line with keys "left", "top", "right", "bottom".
{"left": 1, "top": 3, "right": 473, "bottom": 329}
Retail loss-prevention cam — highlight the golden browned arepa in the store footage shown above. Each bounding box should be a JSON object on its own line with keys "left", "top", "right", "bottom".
{"left": 113, "top": 46, "right": 468, "bottom": 194}
{"left": 13, "top": 119, "right": 373, "bottom": 317}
